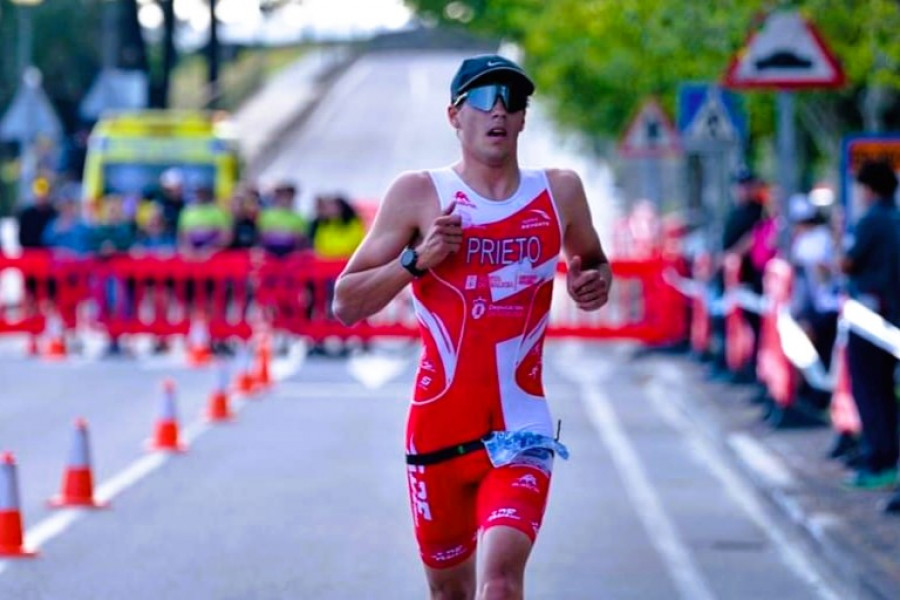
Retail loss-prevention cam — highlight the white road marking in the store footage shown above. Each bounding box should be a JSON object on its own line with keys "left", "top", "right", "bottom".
{"left": 347, "top": 352, "right": 411, "bottom": 389}
{"left": 585, "top": 386, "right": 717, "bottom": 600}
{"left": 555, "top": 350, "right": 716, "bottom": 600}
{"left": 727, "top": 433, "right": 797, "bottom": 489}
{"left": 0, "top": 349, "right": 306, "bottom": 574}
{"left": 647, "top": 363, "right": 842, "bottom": 600}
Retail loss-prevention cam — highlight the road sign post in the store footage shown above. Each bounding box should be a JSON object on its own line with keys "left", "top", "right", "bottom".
{"left": 723, "top": 10, "right": 845, "bottom": 250}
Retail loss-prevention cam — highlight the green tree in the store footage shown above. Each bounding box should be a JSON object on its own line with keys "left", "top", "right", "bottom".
{"left": 404, "top": 0, "right": 900, "bottom": 164}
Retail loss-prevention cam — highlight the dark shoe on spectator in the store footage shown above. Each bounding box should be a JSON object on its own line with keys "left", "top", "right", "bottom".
{"left": 843, "top": 468, "right": 898, "bottom": 491}
{"left": 104, "top": 339, "right": 124, "bottom": 357}
{"left": 728, "top": 367, "right": 757, "bottom": 385}
{"left": 211, "top": 341, "right": 234, "bottom": 357}
{"left": 882, "top": 491, "right": 900, "bottom": 514}
{"left": 706, "top": 366, "right": 732, "bottom": 383}
{"left": 844, "top": 450, "right": 868, "bottom": 470}
{"left": 827, "top": 433, "right": 859, "bottom": 460}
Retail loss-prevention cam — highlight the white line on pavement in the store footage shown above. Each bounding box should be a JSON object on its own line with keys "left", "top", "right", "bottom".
{"left": 554, "top": 349, "right": 717, "bottom": 600}
{"left": 727, "top": 433, "right": 797, "bottom": 489}
{"left": 581, "top": 385, "right": 717, "bottom": 600}
{"left": 646, "top": 367, "right": 842, "bottom": 600}
{"left": 0, "top": 348, "right": 307, "bottom": 575}
{"left": 347, "top": 352, "right": 412, "bottom": 389}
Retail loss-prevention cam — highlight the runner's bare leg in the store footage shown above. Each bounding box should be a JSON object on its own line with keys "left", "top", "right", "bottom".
{"left": 425, "top": 554, "right": 476, "bottom": 600}
{"left": 477, "top": 526, "right": 532, "bottom": 600}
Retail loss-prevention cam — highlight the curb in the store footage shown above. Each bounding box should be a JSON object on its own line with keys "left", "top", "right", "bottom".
{"left": 737, "top": 445, "right": 900, "bottom": 600}
{"left": 684, "top": 371, "right": 900, "bottom": 600}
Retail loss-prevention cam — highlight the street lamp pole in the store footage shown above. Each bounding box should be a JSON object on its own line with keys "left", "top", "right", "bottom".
{"left": 10, "top": 0, "right": 44, "bottom": 206}
{"left": 101, "top": 0, "right": 121, "bottom": 112}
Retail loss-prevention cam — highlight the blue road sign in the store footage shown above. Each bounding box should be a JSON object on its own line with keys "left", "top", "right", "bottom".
{"left": 677, "top": 84, "right": 747, "bottom": 145}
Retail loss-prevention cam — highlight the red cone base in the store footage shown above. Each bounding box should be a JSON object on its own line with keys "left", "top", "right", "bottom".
{"left": 43, "top": 337, "right": 67, "bottom": 361}
{"left": 205, "top": 390, "right": 234, "bottom": 423}
{"left": 234, "top": 371, "right": 256, "bottom": 395}
{"left": 48, "top": 468, "right": 108, "bottom": 509}
{"left": 146, "top": 421, "right": 186, "bottom": 453}
{"left": 0, "top": 511, "right": 37, "bottom": 558}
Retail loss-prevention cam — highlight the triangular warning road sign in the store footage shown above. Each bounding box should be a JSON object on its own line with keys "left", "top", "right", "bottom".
{"left": 723, "top": 11, "right": 845, "bottom": 89}
{"left": 619, "top": 98, "right": 681, "bottom": 158}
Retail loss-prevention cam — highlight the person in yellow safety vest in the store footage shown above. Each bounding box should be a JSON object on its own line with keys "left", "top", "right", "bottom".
{"left": 258, "top": 182, "right": 309, "bottom": 257}
{"left": 177, "top": 186, "right": 232, "bottom": 258}
{"left": 310, "top": 193, "right": 366, "bottom": 259}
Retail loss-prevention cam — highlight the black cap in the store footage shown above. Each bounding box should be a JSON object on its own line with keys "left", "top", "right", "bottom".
{"left": 732, "top": 167, "right": 758, "bottom": 184}
{"left": 450, "top": 54, "right": 535, "bottom": 103}
{"left": 856, "top": 159, "right": 898, "bottom": 198}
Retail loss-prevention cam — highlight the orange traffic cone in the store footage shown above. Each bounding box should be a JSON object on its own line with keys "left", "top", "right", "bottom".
{"left": 26, "top": 334, "right": 39, "bottom": 357}
{"left": 146, "top": 379, "right": 187, "bottom": 453}
{"left": 48, "top": 419, "right": 108, "bottom": 509}
{"left": 252, "top": 334, "right": 272, "bottom": 390}
{"left": 42, "top": 312, "right": 67, "bottom": 361}
{"left": 186, "top": 314, "right": 212, "bottom": 367}
{"left": 0, "top": 452, "right": 37, "bottom": 557}
{"left": 830, "top": 340, "right": 862, "bottom": 436}
{"left": 232, "top": 344, "right": 257, "bottom": 396}
{"left": 206, "top": 362, "right": 235, "bottom": 423}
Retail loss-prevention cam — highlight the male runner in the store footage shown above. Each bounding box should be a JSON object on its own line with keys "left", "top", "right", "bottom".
{"left": 333, "top": 54, "right": 612, "bottom": 600}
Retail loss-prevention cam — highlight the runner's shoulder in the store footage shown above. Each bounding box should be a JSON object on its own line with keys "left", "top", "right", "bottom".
{"left": 544, "top": 168, "right": 584, "bottom": 196}
{"left": 545, "top": 168, "right": 587, "bottom": 218}
{"left": 383, "top": 170, "right": 439, "bottom": 214}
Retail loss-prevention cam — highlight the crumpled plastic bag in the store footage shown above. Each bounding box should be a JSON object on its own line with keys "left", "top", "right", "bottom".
{"left": 482, "top": 430, "right": 569, "bottom": 468}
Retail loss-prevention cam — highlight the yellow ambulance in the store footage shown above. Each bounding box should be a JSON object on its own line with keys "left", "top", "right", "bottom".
{"left": 81, "top": 110, "right": 241, "bottom": 215}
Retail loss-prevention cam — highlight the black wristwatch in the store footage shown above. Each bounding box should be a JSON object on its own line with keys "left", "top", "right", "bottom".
{"left": 400, "top": 247, "right": 427, "bottom": 278}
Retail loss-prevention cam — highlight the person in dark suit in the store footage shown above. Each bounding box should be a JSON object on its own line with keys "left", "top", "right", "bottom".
{"left": 840, "top": 159, "right": 900, "bottom": 496}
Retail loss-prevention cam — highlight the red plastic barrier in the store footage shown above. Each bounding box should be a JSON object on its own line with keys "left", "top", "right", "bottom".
{"left": 255, "top": 255, "right": 687, "bottom": 345}
{"left": 4, "top": 251, "right": 689, "bottom": 347}
{"left": 96, "top": 251, "right": 255, "bottom": 342}
{"left": 547, "top": 257, "right": 686, "bottom": 344}
{"left": 0, "top": 251, "right": 91, "bottom": 335}
{"left": 757, "top": 258, "right": 797, "bottom": 408}
{"left": 722, "top": 253, "right": 755, "bottom": 372}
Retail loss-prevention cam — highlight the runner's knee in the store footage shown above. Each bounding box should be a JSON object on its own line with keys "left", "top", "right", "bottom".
{"left": 478, "top": 575, "right": 522, "bottom": 600}
{"left": 428, "top": 579, "right": 474, "bottom": 600}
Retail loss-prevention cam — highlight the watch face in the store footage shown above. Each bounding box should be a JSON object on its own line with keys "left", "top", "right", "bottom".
{"left": 402, "top": 248, "right": 423, "bottom": 276}
{"left": 402, "top": 248, "right": 416, "bottom": 268}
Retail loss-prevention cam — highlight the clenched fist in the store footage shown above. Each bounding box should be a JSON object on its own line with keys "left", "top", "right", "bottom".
{"left": 566, "top": 255, "right": 611, "bottom": 311}
{"left": 416, "top": 201, "right": 463, "bottom": 270}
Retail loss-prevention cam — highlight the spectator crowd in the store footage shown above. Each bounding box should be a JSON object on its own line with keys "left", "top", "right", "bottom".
{"left": 692, "top": 159, "right": 900, "bottom": 517}
{"left": 14, "top": 170, "right": 367, "bottom": 262}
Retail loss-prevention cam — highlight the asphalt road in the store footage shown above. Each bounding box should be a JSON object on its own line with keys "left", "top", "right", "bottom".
{"left": 0, "top": 337, "right": 847, "bottom": 599}
{"left": 0, "top": 49, "right": 857, "bottom": 598}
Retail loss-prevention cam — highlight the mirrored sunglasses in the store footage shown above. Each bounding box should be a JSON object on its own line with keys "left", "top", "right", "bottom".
{"left": 453, "top": 84, "right": 529, "bottom": 113}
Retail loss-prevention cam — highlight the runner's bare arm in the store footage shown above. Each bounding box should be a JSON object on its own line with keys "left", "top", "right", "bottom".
{"left": 549, "top": 169, "right": 612, "bottom": 311}
{"left": 332, "top": 172, "right": 432, "bottom": 326}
